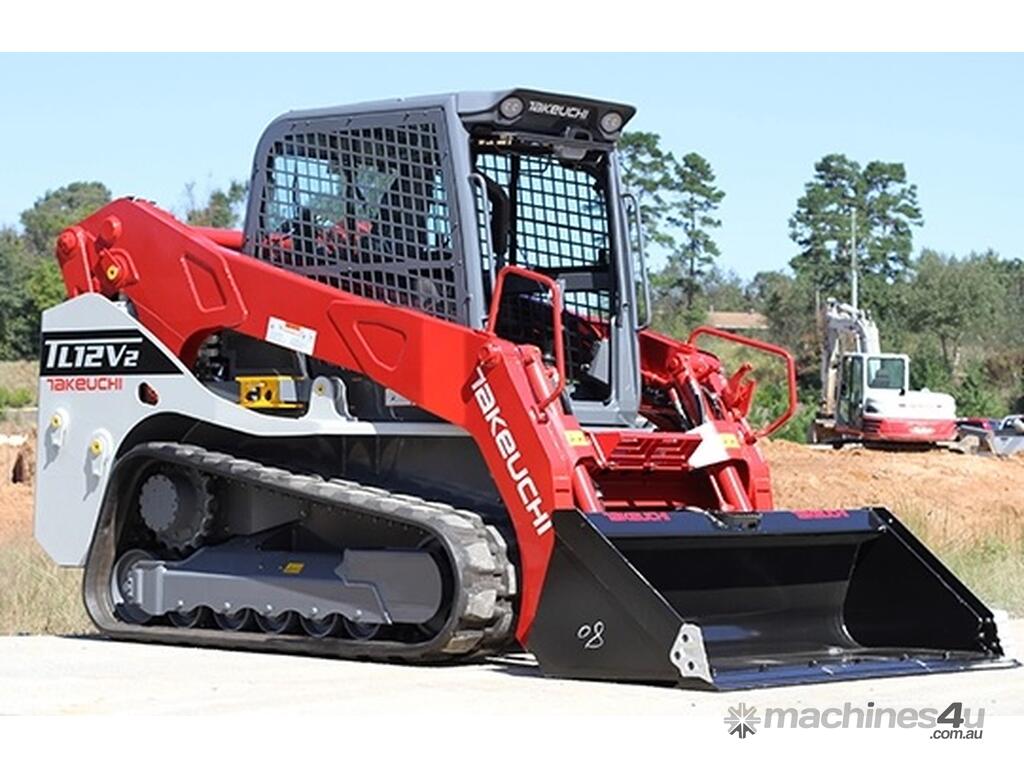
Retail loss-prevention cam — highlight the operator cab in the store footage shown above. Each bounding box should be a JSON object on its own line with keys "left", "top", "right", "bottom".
{"left": 240, "top": 89, "right": 646, "bottom": 427}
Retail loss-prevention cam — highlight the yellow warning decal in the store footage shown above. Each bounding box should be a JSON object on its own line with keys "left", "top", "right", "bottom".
{"left": 721, "top": 433, "right": 741, "bottom": 449}
{"left": 565, "top": 430, "right": 590, "bottom": 447}
{"left": 282, "top": 562, "right": 305, "bottom": 575}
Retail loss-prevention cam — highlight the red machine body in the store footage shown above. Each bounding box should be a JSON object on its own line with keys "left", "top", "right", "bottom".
{"left": 56, "top": 198, "right": 793, "bottom": 641}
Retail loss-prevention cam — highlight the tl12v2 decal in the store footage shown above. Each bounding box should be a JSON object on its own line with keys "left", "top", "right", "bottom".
{"left": 40, "top": 329, "right": 181, "bottom": 376}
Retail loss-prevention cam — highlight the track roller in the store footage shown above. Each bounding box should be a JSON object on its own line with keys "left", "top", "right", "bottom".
{"left": 214, "top": 609, "right": 256, "bottom": 632}
{"left": 255, "top": 611, "right": 300, "bottom": 635}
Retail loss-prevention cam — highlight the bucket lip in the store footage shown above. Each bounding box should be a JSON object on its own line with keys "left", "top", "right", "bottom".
{"left": 707, "top": 654, "right": 1019, "bottom": 691}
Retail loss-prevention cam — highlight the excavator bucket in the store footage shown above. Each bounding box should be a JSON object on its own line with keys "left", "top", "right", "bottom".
{"left": 527, "top": 508, "right": 1013, "bottom": 689}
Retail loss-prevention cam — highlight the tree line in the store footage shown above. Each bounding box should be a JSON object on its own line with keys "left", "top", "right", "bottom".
{"left": 620, "top": 132, "right": 1024, "bottom": 422}
{"left": 1, "top": 145, "right": 1021, "bottom": 428}
{"left": 0, "top": 181, "right": 247, "bottom": 360}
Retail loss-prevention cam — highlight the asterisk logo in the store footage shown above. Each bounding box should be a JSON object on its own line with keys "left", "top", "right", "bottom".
{"left": 724, "top": 703, "right": 760, "bottom": 738}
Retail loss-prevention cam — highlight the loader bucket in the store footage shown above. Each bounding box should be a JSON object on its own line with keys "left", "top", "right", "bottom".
{"left": 527, "top": 508, "right": 1014, "bottom": 689}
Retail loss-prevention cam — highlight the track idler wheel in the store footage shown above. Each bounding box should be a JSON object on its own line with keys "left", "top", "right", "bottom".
{"left": 110, "top": 549, "right": 154, "bottom": 625}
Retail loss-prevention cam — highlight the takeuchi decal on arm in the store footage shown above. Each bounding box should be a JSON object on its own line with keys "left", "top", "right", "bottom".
{"left": 470, "top": 365, "right": 552, "bottom": 536}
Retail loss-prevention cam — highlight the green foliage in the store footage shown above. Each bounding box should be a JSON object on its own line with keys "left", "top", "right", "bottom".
{"left": 1, "top": 183, "right": 109, "bottom": 358}
{"left": 668, "top": 152, "right": 725, "bottom": 311}
{"left": 750, "top": 270, "right": 820, "bottom": 386}
{"left": 0, "top": 228, "right": 36, "bottom": 359}
{"left": 20, "top": 181, "right": 111, "bottom": 257}
{"left": 25, "top": 260, "right": 67, "bottom": 313}
{"left": 789, "top": 154, "right": 922, "bottom": 307}
{"left": 748, "top": 380, "right": 817, "bottom": 444}
{"left": 0, "top": 384, "right": 34, "bottom": 409}
{"left": 953, "top": 364, "right": 1006, "bottom": 418}
{"left": 904, "top": 249, "right": 1004, "bottom": 371}
{"left": 618, "top": 132, "right": 678, "bottom": 252}
{"left": 0, "top": 180, "right": 248, "bottom": 361}
{"left": 619, "top": 134, "right": 725, "bottom": 326}
{"left": 907, "top": 344, "right": 953, "bottom": 393}
{"left": 184, "top": 180, "right": 248, "bottom": 229}
{"left": 701, "top": 266, "right": 750, "bottom": 311}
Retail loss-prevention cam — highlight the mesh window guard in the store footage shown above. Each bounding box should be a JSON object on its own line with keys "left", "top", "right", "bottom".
{"left": 249, "top": 114, "right": 465, "bottom": 324}
{"left": 474, "top": 152, "right": 613, "bottom": 324}
{"left": 474, "top": 149, "right": 615, "bottom": 401}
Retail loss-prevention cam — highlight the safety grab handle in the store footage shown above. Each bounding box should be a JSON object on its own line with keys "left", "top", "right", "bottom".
{"left": 487, "top": 265, "right": 567, "bottom": 414}
{"left": 686, "top": 325, "right": 798, "bottom": 439}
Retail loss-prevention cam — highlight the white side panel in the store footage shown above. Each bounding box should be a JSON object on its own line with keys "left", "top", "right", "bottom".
{"left": 34, "top": 294, "right": 465, "bottom": 566}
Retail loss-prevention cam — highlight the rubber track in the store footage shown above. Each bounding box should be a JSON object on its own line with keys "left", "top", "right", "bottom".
{"left": 83, "top": 442, "right": 517, "bottom": 661}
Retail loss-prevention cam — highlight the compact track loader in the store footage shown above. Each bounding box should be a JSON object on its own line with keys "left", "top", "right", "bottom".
{"left": 35, "top": 90, "right": 1013, "bottom": 689}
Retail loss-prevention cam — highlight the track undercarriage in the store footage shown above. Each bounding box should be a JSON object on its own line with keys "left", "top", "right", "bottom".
{"left": 88, "top": 443, "right": 516, "bottom": 662}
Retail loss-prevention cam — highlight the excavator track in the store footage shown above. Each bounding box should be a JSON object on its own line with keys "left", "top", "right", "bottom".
{"left": 83, "top": 442, "right": 517, "bottom": 662}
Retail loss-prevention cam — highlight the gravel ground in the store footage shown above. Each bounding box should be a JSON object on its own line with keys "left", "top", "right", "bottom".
{"left": 0, "top": 620, "right": 1021, "bottom": 716}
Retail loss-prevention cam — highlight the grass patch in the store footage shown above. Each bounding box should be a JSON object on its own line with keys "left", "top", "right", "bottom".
{"left": 0, "top": 385, "right": 34, "bottom": 410}
{"left": 894, "top": 503, "right": 1024, "bottom": 616}
{"left": 0, "top": 360, "right": 37, "bottom": 401}
{"left": 0, "top": 537, "right": 92, "bottom": 635}
{"left": 0, "top": 360, "right": 37, "bottom": 419}
{"left": 937, "top": 540, "right": 1024, "bottom": 617}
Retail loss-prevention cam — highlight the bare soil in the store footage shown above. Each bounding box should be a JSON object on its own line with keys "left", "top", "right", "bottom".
{"left": 763, "top": 439, "right": 1024, "bottom": 548}
{"left": 0, "top": 428, "right": 34, "bottom": 544}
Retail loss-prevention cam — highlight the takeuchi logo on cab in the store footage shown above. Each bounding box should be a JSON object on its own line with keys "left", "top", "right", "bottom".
{"left": 527, "top": 100, "right": 590, "bottom": 121}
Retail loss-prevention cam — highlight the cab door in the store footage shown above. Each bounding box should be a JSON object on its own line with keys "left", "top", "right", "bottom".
{"left": 837, "top": 355, "right": 865, "bottom": 427}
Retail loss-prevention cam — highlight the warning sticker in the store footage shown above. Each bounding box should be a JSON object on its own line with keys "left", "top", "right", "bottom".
{"left": 721, "top": 433, "right": 741, "bottom": 449}
{"left": 565, "top": 429, "right": 590, "bottom": 447}
{"left": 265, "top": 317, "right": 317, "bottom": 356}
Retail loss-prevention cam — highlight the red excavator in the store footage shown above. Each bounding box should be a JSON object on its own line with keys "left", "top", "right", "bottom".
{"left": 34, "top": 89, "right": 1012, "bottom": 689}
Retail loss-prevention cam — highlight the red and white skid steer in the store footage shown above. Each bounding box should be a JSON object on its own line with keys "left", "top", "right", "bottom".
{"left": 34, "top": 89, "right": 1014, "bottom": 689}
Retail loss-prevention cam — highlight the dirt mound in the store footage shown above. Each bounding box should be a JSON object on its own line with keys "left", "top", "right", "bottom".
{"left": 765, "top": 439, "right": 1024, "bottom": 547}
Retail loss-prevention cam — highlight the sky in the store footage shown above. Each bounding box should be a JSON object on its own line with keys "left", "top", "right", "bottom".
{"left": 0, "top": 53, "right": 1020, "bottom": 278}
